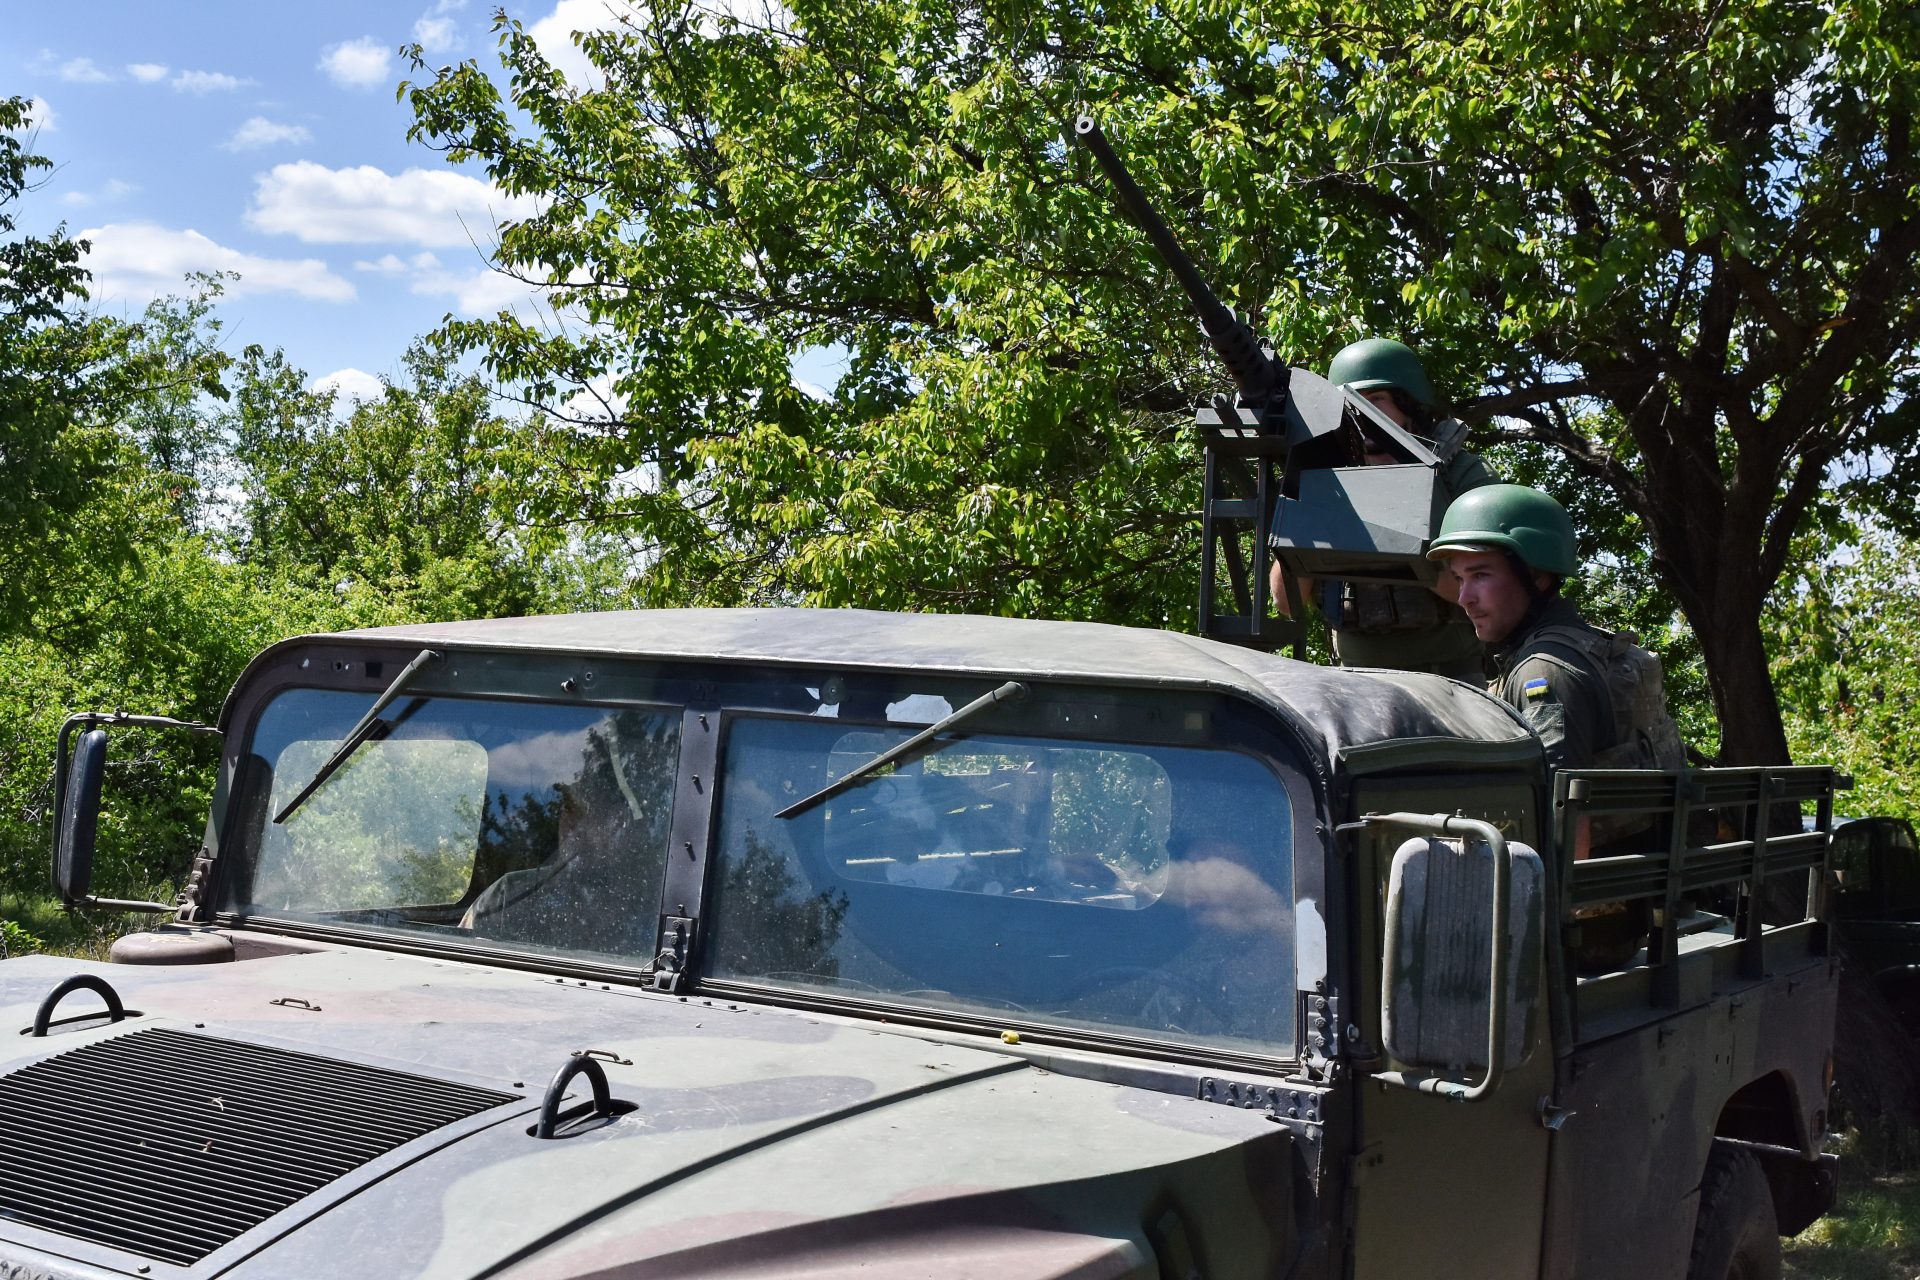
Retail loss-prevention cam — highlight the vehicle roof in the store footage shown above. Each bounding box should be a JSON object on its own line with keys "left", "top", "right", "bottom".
{"left": 280, "top": 608, "right": 1540, "bottom": 777}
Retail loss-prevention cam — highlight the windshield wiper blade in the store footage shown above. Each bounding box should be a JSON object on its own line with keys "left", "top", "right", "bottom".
{"left": 776, "top": 680, "right": 1028, "bottom": 821}
{"left": 273, "top": 648, "right": 442, "bottom": 824}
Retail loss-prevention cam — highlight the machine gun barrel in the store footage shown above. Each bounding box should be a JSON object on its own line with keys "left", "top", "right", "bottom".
{"left": 1074, "top": 115, "right": 1280, "bottom": 402}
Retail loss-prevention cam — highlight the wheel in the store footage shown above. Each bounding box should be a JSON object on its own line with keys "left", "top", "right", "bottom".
{"left": 1688, "top": 1146, "right": 1781, "bottom": 1280}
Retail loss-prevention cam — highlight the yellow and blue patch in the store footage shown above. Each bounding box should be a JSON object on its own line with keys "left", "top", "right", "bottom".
{"left": 1522, "top": 677, "right": 1551, "bottom": 702}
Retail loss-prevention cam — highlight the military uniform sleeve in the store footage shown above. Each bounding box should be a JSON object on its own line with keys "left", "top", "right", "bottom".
{"left": 1444, "top": 448, "right": 1499, "bottom": 497}
{"left": 1500, "top": 654, "right": 1610, "bottom": 772}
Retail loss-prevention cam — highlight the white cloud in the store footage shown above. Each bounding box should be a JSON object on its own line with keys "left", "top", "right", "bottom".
{"left": 223, "top": 116, "right": 313, "bottom": 151}
{"left": 21, "top": 97, "right": 56, "bottom": 133}
{"left": 59, "top": 178, "right": 137, "bottom": 208}
{"left": 172, "top": 69, "right": 252, "bottom": 94}
{"left": 126, "top": 62, "right": 170, "bottom": 83}
{"left": 319, "top": 37, "right": 395, "bottom": 90}
{"left": 59, "top": 57, "right": 112, "bottom": 83}
{"left": 409, "top": 261, "right": 549, "bottom": 316}
{"left": 526, "top": 0, "right": 788, "bottom": 86}
{"left": 246, "top": 161, "right": 544, "bottom": 247}
{"left": 77, "top": 222, "right": 356, "bottom": 304}
{"left": 413, "top": 15, "right": 458, "bottom": 51}
{"left": 312, "top": 368, "right": 386, "bottom": 403}
{"left": 354, "top": 251, "right": 441, "bottom": 273}
{"left": 527, "top": 0, "right": 636, "bottom": 86}
{"left": 562, "top": 372, "right": 629, "bottom": 424}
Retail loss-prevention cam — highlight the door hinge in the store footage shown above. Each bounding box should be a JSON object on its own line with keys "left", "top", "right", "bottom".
{"left": 1302, "top": 991, "right": 1344, "bottom": 1074}
{"left": 651, "top": 915, "right": 695, "bottom": 993}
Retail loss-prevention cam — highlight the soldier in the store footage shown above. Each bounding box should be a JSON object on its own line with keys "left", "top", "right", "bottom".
{"left": 1424, "top": 483, "right": 1684, "bottom": 776}
{"left": 1269, "top": 338, "right": 1496, "bottom": 681}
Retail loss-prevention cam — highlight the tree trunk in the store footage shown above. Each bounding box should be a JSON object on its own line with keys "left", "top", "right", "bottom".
{"left": 1658, "top": 526, "right": 1792, "bottom": 767}
{"left": 1693, "top": 605, "right": 1792, "bottom": 766}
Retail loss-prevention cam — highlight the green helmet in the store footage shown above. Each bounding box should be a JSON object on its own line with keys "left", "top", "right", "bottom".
{"left": 1327, "top": 338, "right": 1440, "bottom": 411}
{"left": 1426, "top": 484, "right": 1578, "bottom": 577}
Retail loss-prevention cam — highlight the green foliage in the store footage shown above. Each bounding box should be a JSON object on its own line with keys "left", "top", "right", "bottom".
{"left": 1770, "top": 525, "right": 1920, "bottom": 825}
{"left": 0, "top": 490, "right": 373, "bottom": 902}
{"left": 1786, "top": 1161, "right": 1920, "bottom": 1280}
{"left": 401, "top": 0, "right": 1920, "bottom": 760}
{"left": 225, "top": 342, "right": 626, "bottom": 621}
{"left": 0, "top": 891, "right": 164, "bottom": 962}
{"left": 0, "top": 136, "right": 623, "bottom": 902}
{"left": 0, "top": 102, "right": 233, "bottom": 633}
{"left": 252, "top": 738, "right": 490, "bottom": 911}
{"left": 0, "top": 916, "right": 41, "bottom": 958}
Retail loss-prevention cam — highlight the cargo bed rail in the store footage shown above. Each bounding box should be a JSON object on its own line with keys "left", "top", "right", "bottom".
{"left": 1553, "top": 766, "right": 1842, "bottom": 1002}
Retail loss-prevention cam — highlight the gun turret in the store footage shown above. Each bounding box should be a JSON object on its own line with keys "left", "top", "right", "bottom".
{"left": 1074, "top": 115, "right": 1456, "bottom": 653}
{"left": 1074, "top": 116, "right": 1281, "bottom": 403}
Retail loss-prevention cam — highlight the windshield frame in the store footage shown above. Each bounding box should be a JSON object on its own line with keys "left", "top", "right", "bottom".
{"left": 205, "top": 641, "right": 1324, "bottom": 1066}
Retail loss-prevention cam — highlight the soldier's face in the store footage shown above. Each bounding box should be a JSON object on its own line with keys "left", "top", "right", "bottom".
{"left": 1361, "top": 390, "right": 1411, "bottom": 428}
{"left": 1359, "top": 391, "right": 1408, "bottom": 463}
{"left": 1445, "top": 551, "right": 1536, "bottom": 644}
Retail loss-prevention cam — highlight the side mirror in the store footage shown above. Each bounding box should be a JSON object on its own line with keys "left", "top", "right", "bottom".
{"left": 1372, "top": 815, "right": 1545, "bottom": 1100}
{"left": 54, "top": 728, "right": 108, "bottom": 907}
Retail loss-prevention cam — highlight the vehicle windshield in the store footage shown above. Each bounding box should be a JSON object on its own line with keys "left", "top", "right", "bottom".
{"left": 222, "top": 674, "right": 1301, "bottom": 1056}
{"left": 225, "top": 688, "right": 679, "bottom": 964}
{"left": 703, "top": 715, "right": 1297, "bottom": 1055}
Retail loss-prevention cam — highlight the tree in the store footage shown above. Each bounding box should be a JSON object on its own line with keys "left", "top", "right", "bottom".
{"left": 0, "top": 99, "right": 231, "bottom": 633}
{"left": 225, "top": 343, "right": 625, "bottom": 621}
{"left": 402, "top": 0, "right": 1919, "bottom": 762}
{"left": 404, "top": 2, "right": 1208, "bottom": 623}
{"left": 1770, "top": 524, "right": 1920, "bottom": 825}
{"left": 1, "top": 95, "right": 119, "bottom": 634}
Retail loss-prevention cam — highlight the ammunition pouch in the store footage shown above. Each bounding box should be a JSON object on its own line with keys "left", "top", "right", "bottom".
{"left": 1324, "top": 581, "right": 1448, "bottom": 633}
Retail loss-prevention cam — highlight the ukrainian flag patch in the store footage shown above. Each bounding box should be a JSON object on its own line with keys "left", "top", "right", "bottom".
{"left": 1522, "top": 677, "right": 1551, "bottom": 701}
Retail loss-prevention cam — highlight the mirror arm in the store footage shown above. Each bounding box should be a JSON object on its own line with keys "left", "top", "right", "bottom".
{"left": 1348, "top": 811, "right": 1513, "bottom": 1102}
{"left": 74, "top": 896, "right": 176, "bottom": 914}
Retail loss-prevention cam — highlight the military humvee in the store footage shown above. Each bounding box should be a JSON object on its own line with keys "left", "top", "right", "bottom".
{"left": 1, "top": 609, "right": 1838, "bottom": 1279}
{"left": 1829, "top": 814, "right": 1920, "bottom": 1030}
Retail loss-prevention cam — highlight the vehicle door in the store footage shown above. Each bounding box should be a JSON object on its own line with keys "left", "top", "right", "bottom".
{"left": 1339, "top": 775, "right": 1553, "bottom": 1280}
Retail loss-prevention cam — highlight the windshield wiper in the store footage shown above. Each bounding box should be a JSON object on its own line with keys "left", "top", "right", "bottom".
{"left": 776, "top": 680, "right": 1027, "bottom": 821}
{"left": 273, "top": 648, "right": 442, "bottom": 825}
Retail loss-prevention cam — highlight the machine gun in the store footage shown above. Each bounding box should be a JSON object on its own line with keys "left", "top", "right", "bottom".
{"left": 1074, "top": 116, "right": 1457, "bottom": 652}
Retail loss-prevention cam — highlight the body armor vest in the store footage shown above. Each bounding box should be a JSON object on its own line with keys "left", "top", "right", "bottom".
{"left": 1526, "top": 622, "right": 1686, "bottom": 772}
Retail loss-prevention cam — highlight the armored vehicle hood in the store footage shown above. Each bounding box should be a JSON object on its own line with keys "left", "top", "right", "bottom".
{"left": 253, "top": 607, "right": 1539, "bottom": 779}
{"left": 0, "top": 948, "right": 1298, "bottom": 1280}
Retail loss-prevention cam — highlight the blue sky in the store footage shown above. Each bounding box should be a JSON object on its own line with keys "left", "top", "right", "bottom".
{"left": 7, "top": 0, "right": 607, "bottom": 402}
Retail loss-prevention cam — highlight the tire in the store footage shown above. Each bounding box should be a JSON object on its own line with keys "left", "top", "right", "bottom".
{"left": 1687, "top": 1147, "right": 1782, "bottom": 1280}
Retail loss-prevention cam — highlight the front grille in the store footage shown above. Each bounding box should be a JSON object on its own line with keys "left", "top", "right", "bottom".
{"left": 0, "top": 1026, "right": 517, "bottom": 1265}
